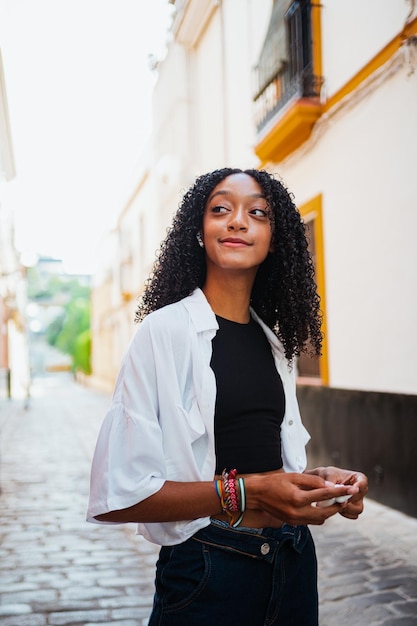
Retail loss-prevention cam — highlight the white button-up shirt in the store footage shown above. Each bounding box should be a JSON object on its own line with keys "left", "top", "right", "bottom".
{"left": 87, "top": 288, "right": 310, "bottom": 545}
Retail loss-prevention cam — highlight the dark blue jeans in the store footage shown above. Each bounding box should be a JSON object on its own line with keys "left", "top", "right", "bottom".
{"left": 148, "top": 520, "right": 318, "bottom": 626}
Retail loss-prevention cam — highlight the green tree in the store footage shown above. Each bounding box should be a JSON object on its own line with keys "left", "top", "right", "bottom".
{"left": 26, "top": 266, "right": 92, "bottom": 375}
{"left": 54, "top": 297, "right": 91, "bottom": 374}
{"left": 73, "top": 329, "right": 92, "bottom": 375}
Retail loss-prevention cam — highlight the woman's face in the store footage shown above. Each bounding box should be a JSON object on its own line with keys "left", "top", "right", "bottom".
{"left": 201, "top": 173, "right": 274, "bottom": 276}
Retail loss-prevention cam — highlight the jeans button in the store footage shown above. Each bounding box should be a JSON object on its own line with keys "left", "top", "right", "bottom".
{"left": 260, "top": 542, "right": 270, "bottom": 555}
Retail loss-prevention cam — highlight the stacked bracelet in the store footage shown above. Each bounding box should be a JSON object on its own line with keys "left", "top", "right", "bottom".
{"left": 214, "top": 469, "right": 246, "bottom": 528}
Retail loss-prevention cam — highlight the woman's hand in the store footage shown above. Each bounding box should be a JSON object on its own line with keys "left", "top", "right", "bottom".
{"left": 306, "top": 466, "right": 368, "bottom": 520}
{"left": 244, "top": 471, "right": 360, "bottom": 526}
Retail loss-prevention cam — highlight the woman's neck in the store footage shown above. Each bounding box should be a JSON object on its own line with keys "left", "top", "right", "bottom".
{"left": 202, "top": 273, "right": 253, "bottom": 324}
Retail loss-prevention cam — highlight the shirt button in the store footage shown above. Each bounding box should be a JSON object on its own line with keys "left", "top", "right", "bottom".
{"left": 288, "top": 420, "right": 293, "bottom": 425}
{"left": 260, "top": 543, "right": 270, "bottom": 555}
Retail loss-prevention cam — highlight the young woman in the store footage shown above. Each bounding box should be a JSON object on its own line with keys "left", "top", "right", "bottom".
{"left": 87, "top": 168, "right": 368, "bottom": 626}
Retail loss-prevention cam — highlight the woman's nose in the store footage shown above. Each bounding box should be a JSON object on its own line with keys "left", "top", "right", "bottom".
{"left": 227, "top": 208, "right": 247, "bottom": 230}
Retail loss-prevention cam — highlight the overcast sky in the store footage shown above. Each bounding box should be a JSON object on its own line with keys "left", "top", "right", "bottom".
{"left": 0, "top": 0, "right": 172, "bottom": 274}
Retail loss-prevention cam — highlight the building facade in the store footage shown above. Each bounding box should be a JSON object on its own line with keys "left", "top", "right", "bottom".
{"left": 251, "top": 0, "right": 417, "bottom": 516}
{"left": 90, "top": 0, "right": 417, "bottom": 516}
{"left": 0, "top": 47, "right": 27, "bottom": 400}
{"left": 90, "top": 153, "right": 160, "bottom": 391}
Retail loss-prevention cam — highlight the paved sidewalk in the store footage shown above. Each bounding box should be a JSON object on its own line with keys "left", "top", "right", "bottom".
{"left": 1, "top": 373, "right": 416, "bottom": 626}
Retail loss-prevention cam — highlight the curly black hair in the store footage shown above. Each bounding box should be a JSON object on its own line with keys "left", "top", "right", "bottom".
{"left": 135, "top": 167, "right": 322, "bottom": 361}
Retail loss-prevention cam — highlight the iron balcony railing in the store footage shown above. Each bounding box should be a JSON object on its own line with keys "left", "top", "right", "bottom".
{"left": 253, "top": 62, "right": 323, "bottom": 133}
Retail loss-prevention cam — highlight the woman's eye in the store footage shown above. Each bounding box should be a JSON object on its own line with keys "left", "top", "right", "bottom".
{"left": 211, "top": 205, "right": 228, "bottom": 213}
{"left": 251, "top": 208, "right": 269, "bottom": 217}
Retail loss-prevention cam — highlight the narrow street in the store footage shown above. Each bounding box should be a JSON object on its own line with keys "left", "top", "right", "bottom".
{"left": 1, "top": 373, "right": 416, "bottom": 625}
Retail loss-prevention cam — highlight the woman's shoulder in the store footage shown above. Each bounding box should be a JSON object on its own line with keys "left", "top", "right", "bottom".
{"left": 138, "top": 289, "right": 214, "bottom": 336}
{"left": 133, "top": 296, "right": 196, "bottom": 350}
{"left": 142, "top": 297, "right": 190, "bottom": 329}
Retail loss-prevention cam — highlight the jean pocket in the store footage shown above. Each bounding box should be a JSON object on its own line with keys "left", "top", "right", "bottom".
{"left": 154, "top": 538, "right": 211, "bottom": 613}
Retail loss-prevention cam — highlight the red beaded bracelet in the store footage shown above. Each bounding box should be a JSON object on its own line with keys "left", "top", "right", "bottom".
{"left": 213, "top": 469, "right": 246, "bottom": 528}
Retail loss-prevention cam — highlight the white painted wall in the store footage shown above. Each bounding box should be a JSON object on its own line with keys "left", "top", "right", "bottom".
{"left": 192, "top": 10, "right": 225, "bottom": 171}
{"left": 279, "top": 59, "right": 417, "bottom": 395}
{"left": 321, "top": 0, "right": 409, "bottom": 97}
{"left": 221, "top": 0, "right": 271, "bottom": 168}
{"left": 153, "top": 0, "right": 272, "bottom": 181}
{"left": 0, "top": 49, "right": 15, "bottom": 181}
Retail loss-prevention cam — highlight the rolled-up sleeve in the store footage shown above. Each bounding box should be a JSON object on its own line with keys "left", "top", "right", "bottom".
{"left": 87, "top": 320, "right": 167, "bottom": 523}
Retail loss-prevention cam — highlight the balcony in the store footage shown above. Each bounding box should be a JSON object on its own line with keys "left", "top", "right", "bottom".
{"left": 253, "top": 61, "right": 323, "bottom": 164}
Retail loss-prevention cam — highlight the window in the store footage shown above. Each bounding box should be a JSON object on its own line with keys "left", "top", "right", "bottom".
{"left": 297, "top": 218, "right": 320, "bottom": 379}
{"left": 253, "top": 0, "right": 322, "bottom": 132}
{"left": 286, "top": 1, "right": 311, "bottom": 80}
{"left": 297, "top": 195, "right": 329, "bottom": 385}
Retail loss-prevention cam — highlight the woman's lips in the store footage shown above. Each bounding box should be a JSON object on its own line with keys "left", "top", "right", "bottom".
{"left": 220, "top": 237, "right": 250, "bottom": 246}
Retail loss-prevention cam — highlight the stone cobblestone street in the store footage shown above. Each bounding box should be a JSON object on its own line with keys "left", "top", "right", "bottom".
{"left": 1, "top": 373, "right": 417, "bottom": 625}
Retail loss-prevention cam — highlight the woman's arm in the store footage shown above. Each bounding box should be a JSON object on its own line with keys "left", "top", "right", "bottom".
{"left": 95, "top": 472, "right": 360, "bottom": 526}
{"left": 95, "top": 481, "right": 222, "bottom": 523}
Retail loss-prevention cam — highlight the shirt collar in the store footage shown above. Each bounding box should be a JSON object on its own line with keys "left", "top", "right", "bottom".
{"left": 182, "top": 288, "right": 219, "bottom": 333}
{"left": 183, "top": 288, "right": 285, "bottom": 359}
{"left": 250, "top": 307, "right": 285, "bottom": 359}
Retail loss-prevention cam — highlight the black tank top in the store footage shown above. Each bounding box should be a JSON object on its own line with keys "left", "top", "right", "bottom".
{"left": 211, "top": 315, "right": 285, "bottom": 474}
